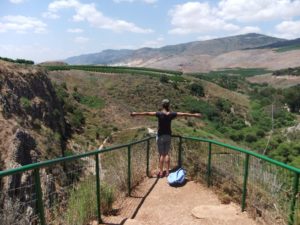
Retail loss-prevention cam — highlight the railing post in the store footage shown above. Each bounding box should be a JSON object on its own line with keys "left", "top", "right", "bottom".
{"left": 128, "top": 145, "right": 131, "bottom": 196}
{"left": 33, "top": 168, "right": 46, "bottom": 225}
{"left": 289, "top": 172, "right": 299, "bottom": 225}
{"left": 95, "top": 154, "right": 102, "bottom": 224}
{"left": 206, "top": 142, "right": 212, "bottom": 187}
{"left": 146, "top": 139, "right": 150, "bottom": 177}
{"left": 242, "top": 154, "right": 250, "bottom": 212}
{"left": 178, "top": 136, "right": 182, "bottom": 167}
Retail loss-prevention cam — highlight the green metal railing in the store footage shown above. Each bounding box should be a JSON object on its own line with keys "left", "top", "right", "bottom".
{"left": 0, "top": 135, "right": 299, "bottom": 225}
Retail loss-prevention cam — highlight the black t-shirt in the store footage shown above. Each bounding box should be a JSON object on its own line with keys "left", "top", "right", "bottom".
{"left": 156, "top": 111, "right": 177, "bottom": 136}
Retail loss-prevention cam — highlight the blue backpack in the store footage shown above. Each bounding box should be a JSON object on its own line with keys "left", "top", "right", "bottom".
{"left": 167, "top": 168, "right": 186, "bottom": 186}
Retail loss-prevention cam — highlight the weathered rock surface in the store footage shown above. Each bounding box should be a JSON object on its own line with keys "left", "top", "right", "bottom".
{"left": 0, "top": 60, "right": 68, "bottom": 224}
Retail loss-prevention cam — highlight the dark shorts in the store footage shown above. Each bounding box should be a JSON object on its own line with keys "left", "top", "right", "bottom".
{"left": 156, "top": 135, "right": 171, "bottom": 155}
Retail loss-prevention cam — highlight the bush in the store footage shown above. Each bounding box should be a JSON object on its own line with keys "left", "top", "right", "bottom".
{"left": 54, "top": 83, "right": 69, "bottom": 103}
{"left": 20, "top": 97, "right": 31, "bottom": 109}
{"left": 229, "top": 132, "right": 244, "bottom": 141}
{"left": 183, "top": 97, "right": 219, "bottom": 121}
{"left": 216, "top": 99, "right": 231, "bottom": 113}
{"left": 80, "top": 95, "right": 104, "bottom": 109}
{"left": 245, "top": 134, "right": 257, "bottom": 143}
{"left": 73, "top": 92, "right": 104, "bottom": 109}
{"left": 256, "top": 130, "right": 265, "bottom": 138}
{"left": 284, "top": 85, "right": 300, "bottom": 113}
{"left": 189, "top": 83, "right": 205, "bottom": 97}
{"left": 231, "top": 119, "right": 246, "bottom": 130}
{"left": 69, "top": 108, "right": 85, "bottom": 129}
{"left": 160, "top": 75, "right": 169, "bottom": 83}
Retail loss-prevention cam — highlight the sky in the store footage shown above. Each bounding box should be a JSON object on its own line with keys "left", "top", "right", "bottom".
{"left": 1, "top": 0, "right": 300, "bottom": 63}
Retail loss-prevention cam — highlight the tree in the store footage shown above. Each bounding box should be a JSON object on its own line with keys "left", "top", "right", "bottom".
{"left": 284, "top": 85, "right": 300, "bottom": 113}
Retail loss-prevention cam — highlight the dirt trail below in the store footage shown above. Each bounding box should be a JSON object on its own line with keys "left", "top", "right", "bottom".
{"left": 100, "top": 177, "right": 259, "bottom": 225}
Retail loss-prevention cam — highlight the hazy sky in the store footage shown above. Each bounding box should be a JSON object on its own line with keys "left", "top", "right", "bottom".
{"left": 1, "top": 0, "right": 300, "bottom": 62}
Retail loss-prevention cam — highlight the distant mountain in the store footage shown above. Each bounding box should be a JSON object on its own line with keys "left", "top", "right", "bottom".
{"left": 256, "top": 37, "right": 300, "bottom": 49}
{"left": 65, "top": 33, "right": 283, "bottom": 65}
{"left": 64, "top": 33, "right": 300, "bottom": 72}
{"left": 65, "top": 49, "right": 134, "bottom": 65}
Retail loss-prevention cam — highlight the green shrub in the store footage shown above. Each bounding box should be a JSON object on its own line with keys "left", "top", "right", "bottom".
{"left": 72, "top": 91, "right": 81, "bottom": 102}
{"left": 183, "top": 97, "right": 219, "bottom": 121}
{"left": 256, "top": 130, "right": 265, "bottom": 138}
{"left": 216, "top": 99, "right": 231, "bottom": 113}
{"left": 229, "top": 132, "right": 244, "bottom": 141}
{"left": 284, "top": 85, "right": 300, "bottom": 113}
{"left": 189, "top": 83, "right": 205, "bottom": 97}
{"left": 20, "top": 97, "right": 31, "bottom": 109}
{"left": 231, "top": 119, "right": 246, "bottom": 130}
{"left": 54, "top": 83, "right": 69, "bottom": 103}
{"left": 80, "top": 95, "right": 104, "bottom": 109}
{"left": 73, "top": 92, "right": 104, "bottom": 109}
{"left": 69, "top": 108, "right": 85, "bottom": 129}
{"left": 245, "top": 134, "right": 257, "bottom": 143}
{"left": 160, "top": 75, "right": 169, "bottom": 83}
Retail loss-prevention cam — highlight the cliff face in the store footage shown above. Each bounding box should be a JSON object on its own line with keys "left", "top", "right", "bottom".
{"left": 0, "top": 60, "right": 70, "bottom": 224}
{"left": 0, "top": 60, "right": 67, "bottom": 170}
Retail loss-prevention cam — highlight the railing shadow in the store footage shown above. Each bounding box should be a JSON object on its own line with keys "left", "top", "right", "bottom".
{"left": 101, "top": 177, "right": 159, "bottom": 225}
{"left": 130, "top": 177, "right": 159, "bottom": 219}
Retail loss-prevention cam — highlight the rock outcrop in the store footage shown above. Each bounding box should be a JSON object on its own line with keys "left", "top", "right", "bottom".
{"left": 0, "top": 60, "right": 68, "bottom": 224}
{"left": 0, "top": 60, "right": 66, "bottom": 138}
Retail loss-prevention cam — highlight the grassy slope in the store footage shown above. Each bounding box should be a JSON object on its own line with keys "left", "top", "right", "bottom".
{"left": 49, "top": 69, "right": 250, "bottom": 149}
{"left": 48, "top": 67, "right": 299, "bottom": 168}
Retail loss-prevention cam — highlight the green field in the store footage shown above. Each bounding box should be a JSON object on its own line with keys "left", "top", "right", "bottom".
{"left": 275, "top": 44, "right": 300, "bottom": 52}
{"left": 45, "top": 65, "right": 185, "bottom": 82}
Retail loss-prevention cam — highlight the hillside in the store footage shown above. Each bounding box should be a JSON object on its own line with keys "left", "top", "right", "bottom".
{"left": 1, "top": 61, "right": 299, "bottom": 225}
{"left": 0, "top": 60, "right": 68, "bottom": 171}
{"left": 65, "top": 33, "right": 291, "bottom": 72}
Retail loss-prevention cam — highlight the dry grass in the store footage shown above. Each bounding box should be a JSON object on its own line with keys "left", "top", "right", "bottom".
{"left": 121, "top": 48, "right": 300, "bottom": 73}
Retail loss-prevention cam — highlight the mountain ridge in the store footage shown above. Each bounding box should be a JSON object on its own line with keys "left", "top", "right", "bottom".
{"left": 65, "top": 33, "right": 284, "bottom": 66}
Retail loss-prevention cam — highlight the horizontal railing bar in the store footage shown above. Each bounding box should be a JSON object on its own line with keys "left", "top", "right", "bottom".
{"left": 1, "top": 135, "right": 299, "bottom": 177}
{"left": 182, "top": 136, "right": 300, "bottom": 174}
{"left": 0, "top": 136, "right": 154, "bottom": 177}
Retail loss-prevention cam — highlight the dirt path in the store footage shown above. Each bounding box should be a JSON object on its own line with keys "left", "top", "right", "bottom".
{"left": 99, "top": 177, "right": 259, "bottom": 225}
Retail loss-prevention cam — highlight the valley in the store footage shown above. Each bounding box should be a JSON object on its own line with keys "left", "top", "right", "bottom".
{"left": 0, "top": 32, "right": 300, "bottom": 225}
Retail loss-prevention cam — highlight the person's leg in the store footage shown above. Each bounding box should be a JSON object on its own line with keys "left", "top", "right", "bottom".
{"left": 165, "top": 154, "right": 170, "bottom": 176}
{"left": 159, "top": 154, "right": 164, "bottom": 176}
{"left": 157, "top": 135, "right": 164, "bottom": 177}
{"left": 164, "top": 135, "right": 171, "bottom": 176}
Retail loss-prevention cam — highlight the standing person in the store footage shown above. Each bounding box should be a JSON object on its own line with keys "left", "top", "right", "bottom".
{"left": 130, "top": 99, "right": 202, "bottom": 178}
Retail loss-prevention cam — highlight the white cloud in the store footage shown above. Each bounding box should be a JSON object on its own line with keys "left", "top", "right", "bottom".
{"left": 42, "top": 11, "right": 60, "bottom": 19}
{"left": 0, "top": 15, "right": 47, "bottom": 33}
{"left": 46, "top": 0, "right": 153, "bottom": 33}
{"left": 140, "top": 36, "right": 164, "bottom": 48}
{"left": 236, "top": 26, "right": 261, "bottom": 35}
{"left": 67, "top": 28, "right": 83, "bottom": 33}
{"left": 218, "top": 0, "right": 300, "bottom": 22}
{"left": 74, "top": 36, "right": 89, "bottom": 43}
{"left": 113, "top": 0, "right": 157, "bottom": 3}
{"left": 197, "top": 35, "right": 218, "bottom": 41}
{"left": 275, "top": 20, "right": 300, "bottom": 39}
{"left": 168, "top": 2, "right": 239, "bottom": 34}
{"left": 9, "top": 0, "right": 25, "bottom": 4}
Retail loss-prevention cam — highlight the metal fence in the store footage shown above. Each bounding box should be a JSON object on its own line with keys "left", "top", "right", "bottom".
{"left": 0, "top": 135, "right": 299, "bottom": 225}
{"left": 181, "top": 136, "right": 299, "bottom": 225}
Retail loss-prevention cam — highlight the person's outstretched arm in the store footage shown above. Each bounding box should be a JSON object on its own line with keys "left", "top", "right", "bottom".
{"left": 131, "top": 112, "right": 156, "bottom": 117}
{"left": 176, "top": 112, "right": 202, "bottom": 118}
